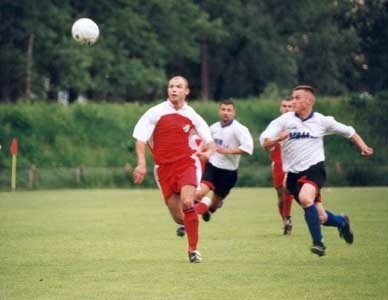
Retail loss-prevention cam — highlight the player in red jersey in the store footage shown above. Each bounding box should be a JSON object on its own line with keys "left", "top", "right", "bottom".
{"left": 132, "top": 76, "right": 215, "bottom": 263}
{"left": 269, "top": 98, "right": 294, "bottom": 235}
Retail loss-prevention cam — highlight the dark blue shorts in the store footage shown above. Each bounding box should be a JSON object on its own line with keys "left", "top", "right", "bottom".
{"left": 286, "top": 161, "right": 326, "bottom": 203}
{"left": 201, "top": 162, "right": 238, "bottom": 198}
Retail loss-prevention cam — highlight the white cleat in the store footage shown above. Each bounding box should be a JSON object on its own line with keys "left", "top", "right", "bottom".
{"left": 188, "top": 250, "right": 202, "bottom": 263}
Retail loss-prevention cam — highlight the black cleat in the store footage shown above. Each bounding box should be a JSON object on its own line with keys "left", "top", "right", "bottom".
{"left": 202, "top": 212, "right": 211, "bottom": 222}
{"left": 188, "top": 250, "right": 202, "bottom": 263}
{"left": 311, "top": 243, "right": 326, "bottom": 257}
{"left": 339, "top": 214, "right": 354, "bottom": 244}
{"left": 283, "top": 219, "right": 293, "bottom": 235}
{"left": 176, "top": 225, "right": 185, "bottom": 237}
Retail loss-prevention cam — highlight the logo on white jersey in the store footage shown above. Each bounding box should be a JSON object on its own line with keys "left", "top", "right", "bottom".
{"left": 214, "top": 138, "right": 223, "bottom": 146}
{"left": 289, "top": 131, "right": 311, "bottom": 140}
{"left": 182, "top": 124, "right": 191, "bottom": 133}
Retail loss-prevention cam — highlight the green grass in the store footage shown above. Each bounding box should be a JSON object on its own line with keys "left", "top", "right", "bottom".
{"left": 1, "top": 187, "right": 388, "bottom": 300}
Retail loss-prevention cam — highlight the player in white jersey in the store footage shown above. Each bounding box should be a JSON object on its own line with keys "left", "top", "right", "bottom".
{"left": 197, "top": 99, "right": 254, "bottom": 222}
{"left": 260, "top": 85, "right": 373, "bottom": 256}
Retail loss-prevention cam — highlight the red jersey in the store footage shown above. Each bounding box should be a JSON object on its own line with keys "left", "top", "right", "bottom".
{"left": 270, "top": 143, "right": 282, "bottom": 165}
{"left": 270, "top": 143, "right": 285, "bottom": 188}
{"left": 133, "top": 100, "right": 213, "bottom": 165}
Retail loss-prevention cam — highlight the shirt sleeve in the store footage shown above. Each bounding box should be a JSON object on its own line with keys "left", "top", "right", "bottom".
{"left": 132, "top": 107, "right": 158, "bottom": 143}
{"left": 322, "top": 116, "right": 355, "bottom": 138}
{"left": 192, "top": 112, "right": 213, "bottom": 144}
{"left": 259, "top": 116, "right": 284, "bottom": 146}
{"left": 236, "top": 123, "right": 254, "bottom": 155}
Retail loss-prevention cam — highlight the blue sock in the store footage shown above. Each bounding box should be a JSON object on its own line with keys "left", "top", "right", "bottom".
{"left": 323, "top": 210, "right": 345, "bottom": 228}
{"left": 304, "top": 205, "right": 323, "bottom": 245}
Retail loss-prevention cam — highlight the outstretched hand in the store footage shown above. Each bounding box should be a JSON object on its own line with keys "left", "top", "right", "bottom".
{"left": 351, "top": 133, "right": 373, "bottom": 157}
{"left": 361, "top": 146, "right": 374, "bottom": 156}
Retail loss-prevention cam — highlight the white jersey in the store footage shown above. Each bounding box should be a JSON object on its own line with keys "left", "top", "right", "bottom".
{"left": 259, "top": 111, "right": 355, "bottom": 173}
{"left": 209, "top": 119, "right": 254, "bottom": 170}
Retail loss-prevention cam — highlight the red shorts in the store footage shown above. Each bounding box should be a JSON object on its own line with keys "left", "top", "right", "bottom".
{"left": 154, "top": 156, "right": 202, "bottom": 201}
{"left": 272, "top": 162, "right": 285, "bottom": 188}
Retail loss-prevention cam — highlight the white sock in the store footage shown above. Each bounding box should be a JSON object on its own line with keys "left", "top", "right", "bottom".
{"left": 201, "top": 196, "right": 211, "bottom": 207}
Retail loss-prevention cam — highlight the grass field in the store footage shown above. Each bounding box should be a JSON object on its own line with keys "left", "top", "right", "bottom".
{"left": 1, "top": 187, "right": 388, "bottom": 300}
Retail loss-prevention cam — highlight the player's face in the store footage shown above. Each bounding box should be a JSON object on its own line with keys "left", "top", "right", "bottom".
{"left": 291, "top": 89, "right": 313, "bottom": 114}
{"left": 218, "top": 104, "right": 235, "bottom": 124}
{"left": 280, "top": 100, "right": 293, "bottom": 114}
{"left": 168, "top": 77, "right": 189, "bottom": 107}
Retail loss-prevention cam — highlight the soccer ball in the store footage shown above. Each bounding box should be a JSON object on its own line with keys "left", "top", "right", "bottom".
{"left": 71, "top": 18, "right": 100, "bottom": 45}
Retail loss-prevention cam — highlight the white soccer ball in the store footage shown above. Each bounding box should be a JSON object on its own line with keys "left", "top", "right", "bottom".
{"left": 71, "top": 18, "right": 100, "bottom": 45}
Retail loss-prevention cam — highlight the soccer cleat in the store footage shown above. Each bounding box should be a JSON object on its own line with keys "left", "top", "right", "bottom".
{"left": 176, "top": 225, "right": 185, "bottom": 237}
{"left": 338, "top": 214, "right": 354, "bottom": 244}
{"left": 310, "top": 243, "right": 326, "bottom": 257}
{"left": 283, "top": 218, "right": 293, "bottom": 235}
{"left": 202, "top": 211, "right": 211, "bottom": 222}
{"left": 188, "top": 250, "right": 202, "bottom": 263}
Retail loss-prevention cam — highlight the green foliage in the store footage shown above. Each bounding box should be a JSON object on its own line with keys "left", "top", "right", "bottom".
{"left": 0, "top": 96, "right": 384, "bottom": 189}
{"left": 343, "top": 0, "right": 388, "bottom": 92}
{"left": 346, "top": 91, "right": 388, "bottom": 166}
{"left": 3, "top": 1, "right": 388, "bottom": 102}
{"left": 282, "top": 1, "right": 362, "bottom": 95}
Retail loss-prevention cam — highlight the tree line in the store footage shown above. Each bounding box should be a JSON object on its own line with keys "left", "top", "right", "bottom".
{"left": 1, "top": 0, "right": 388, "bottom": 103}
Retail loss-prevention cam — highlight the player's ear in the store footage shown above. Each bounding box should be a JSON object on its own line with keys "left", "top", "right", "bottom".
{"left": 185, "top": 88, "right": 190, "bottom": 96}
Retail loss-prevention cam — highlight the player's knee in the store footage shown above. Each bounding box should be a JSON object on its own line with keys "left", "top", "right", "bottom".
{"left": 181, "top": 197, "right": 195, "bottom": 211}
{"left": 298, "top": 196, "right": 314, "bottom": 208}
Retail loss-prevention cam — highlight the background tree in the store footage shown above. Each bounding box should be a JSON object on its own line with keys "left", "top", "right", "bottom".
{"left": 0, "top": 0, "right": 221, "bottom": 102}
{"left": 1, "top": 0, "right": 388, "bottom": 102}
{"left": 342, "top": 0, "right": 388, "bottom": 93}
{"left": 271, "top": 0, "right": 362, "bottom": 95}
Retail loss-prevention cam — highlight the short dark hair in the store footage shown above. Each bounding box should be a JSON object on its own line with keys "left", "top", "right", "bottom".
{"left": 169, "top": 76, "right": 189, "bottom": 88}
{"left": 283, "top": 96, "right": 292, "bottom": 101}
{"left": 293, "top": 85, "right": 315, "bottom": 95}
{"left": 220, "top": 98, "right": 235, "bottom": 107}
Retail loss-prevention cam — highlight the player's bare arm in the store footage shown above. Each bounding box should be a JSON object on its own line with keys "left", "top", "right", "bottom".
{"left": 350, "top": 133, "right": 374, "bottom": 156}
{"left": 133, "top": 140, "right": 147, "bottom": 184}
